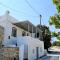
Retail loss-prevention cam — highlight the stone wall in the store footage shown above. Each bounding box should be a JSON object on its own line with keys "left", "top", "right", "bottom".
{"left": 0, "top": 26, "right": 4, "bottom": 48}
{"left": 0, "top": 47, "right": 19, "bottom": 60}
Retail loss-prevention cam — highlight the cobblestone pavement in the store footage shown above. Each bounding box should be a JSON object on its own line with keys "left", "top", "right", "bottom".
{"left": 38, "top": 56, "right": 59, "bottom": 60}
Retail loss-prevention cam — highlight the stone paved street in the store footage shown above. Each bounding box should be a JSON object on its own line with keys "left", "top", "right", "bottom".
{"left": 38, "top": 56, "right": 59, "bottom": 60}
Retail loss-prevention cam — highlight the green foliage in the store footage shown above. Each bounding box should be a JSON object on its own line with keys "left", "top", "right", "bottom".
{"left": 49, "top": 0, "right": 60, "bottom": 41}
{"left": 58, "top": 32, "right": 60, "bottom": 35}
{"left": 37, "top": 25, "right": 51, "bottom": 49}
{"left": 53, "top": 0, "right": 60, "bottom": 12}
{"left": 37, "top": 25, "right": 51, "bottom": 36}
{"left": 53, "top": 0, "right": 60, "bottom": 5}
{"left": 51, "top": 32, "right": 60, "bottom": 40}
{"left": 57, "top": 36, "right": 60, "bottom": 40}
{"left": 56, "top": 5, "right": 60, "bottom": 12}
{"left": 51, "top": 32, "right": 58, "bottom": 37}
{"left": 49, "top": 14, "right": 60, "bottom": 28}
{"left": 53, "top": 41, "right": 60, "bottom": 46}
{"left": 49, "top": 20, "right": 53, "bottom": 25}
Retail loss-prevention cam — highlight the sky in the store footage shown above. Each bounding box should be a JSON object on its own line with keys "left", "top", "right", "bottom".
{"left": 0, "top": 0, "right": 57, "bottom": 32}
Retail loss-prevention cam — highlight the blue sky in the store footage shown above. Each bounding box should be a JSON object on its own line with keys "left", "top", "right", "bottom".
{"left": 0, "top": 0, "right": 57, "bottom": 31}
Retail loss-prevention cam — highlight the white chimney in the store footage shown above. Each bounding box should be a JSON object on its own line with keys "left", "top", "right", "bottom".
{"left": 5, "top": 11, "right": 10, "bottom": 21}
{"left": 5, "top": 10, "right": 10, "bottom": 15}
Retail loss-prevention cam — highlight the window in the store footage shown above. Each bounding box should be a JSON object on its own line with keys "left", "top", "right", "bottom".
{"left": 36, "top": 33, "right": 39, "bottom": 38}
{"left": 22, "top": 31, "right": 26, "bottom": 36}
{"left": 33, "top": 49, "right": 34, "bottom": 54}
{"left": 12, "top": 27, "right": 17, "bottom": 37}
{"left": 40, "top": 47, "right": 42, "bottom": 53}
{"left": 27, "top": 33, "right": 29, "bottom": 36}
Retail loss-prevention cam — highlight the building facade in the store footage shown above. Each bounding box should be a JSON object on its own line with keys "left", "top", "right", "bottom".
{"left": 0, "top": 11, "right": 44, "bottom": 60}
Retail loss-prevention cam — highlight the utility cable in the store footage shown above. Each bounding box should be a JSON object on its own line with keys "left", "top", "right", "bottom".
{"left": 0, "top": 2, "right": 38, "bottom": 18}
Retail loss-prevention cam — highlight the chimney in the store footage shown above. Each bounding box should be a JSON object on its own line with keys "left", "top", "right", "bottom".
{"left": 5, "top": 11, "right": 10, "bottom": 21}
{"left": 5, "top": 10, "right": 10, "bottom": 15}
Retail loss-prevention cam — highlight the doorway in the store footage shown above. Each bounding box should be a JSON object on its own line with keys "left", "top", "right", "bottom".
{"left": 24, "top": 45, "right": 28, "bottom": 60}
{"left": 36, "top": 47, "right": 39, "bottom": 59}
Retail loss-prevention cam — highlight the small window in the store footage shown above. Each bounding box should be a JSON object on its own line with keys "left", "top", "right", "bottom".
{"left": 8, "top": 36, "right": 10, "bottom": 39}
{"left": 33, "top": 49, "right": 34, "bottom": 54}
{"left": 12, "top": 27, "right": 17, "bottom": 37}
{"left": 22, "top": 31, "right": 26, "bottom": 36}
{"left": 14, "top": 57, "right": 16, "bottom": 60}
{"left": 35, "top": 33, "right": 39, "bottom": 38}
{"left": 40, "top": 47, "right": 42, "bottom": 53}
{"left": 27, "top": 33, "right": 29, "bottom": 36}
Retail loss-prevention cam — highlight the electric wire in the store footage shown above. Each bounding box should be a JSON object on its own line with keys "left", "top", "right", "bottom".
{"left": 25, "top": 0, "right": 39, "bottom": 15}
{"left": 0, "top": 2, "right": 38, "bottom": 18}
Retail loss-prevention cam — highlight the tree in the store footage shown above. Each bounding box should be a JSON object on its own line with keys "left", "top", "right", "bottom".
{"left": 49, "top": 0, "right": 60, "bottom": 40}
{"left": 37, "top": 25, "right": 51, "bottom": 51}
{"left": 53, "top": 41, "right": 60, "bottom": 46}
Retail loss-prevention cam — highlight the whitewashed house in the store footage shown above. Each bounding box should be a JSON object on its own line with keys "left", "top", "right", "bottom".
{"left": 3, "top": 36, "right": 44, "bottom": 60}
{"left": 0, "top": 11, "right": 44, "bottom": 60}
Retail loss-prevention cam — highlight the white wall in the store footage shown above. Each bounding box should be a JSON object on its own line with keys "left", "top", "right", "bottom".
{"left": 17, "top": 36, "right": 44, "bottom": 60}
{"left": 0, "top": 14, "right": 31, "bottom": 40}
{"left": 0, "top": 12, "right": 44, "bottom": 60}
{"left": 28, "top": 44, "right": 37, "bottom": 60}
{"left": 19, "top": 45, "right": 24, "bottom": 60}
{"left": 3, "top": 36, "right": 44, "bottom": 60}
{"left": 28, "top": 41, "right": 44, "bottom": 60}
{"left": 28, "top": 37, "right": 44, "bottom": 60}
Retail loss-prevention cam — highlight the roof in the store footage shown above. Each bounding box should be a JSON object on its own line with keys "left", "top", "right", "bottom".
{"left": 13, "top": 20, "right": 40, "bottom": 33}
{"left": 0, "top": 11, "right": 40, "bottom": 33}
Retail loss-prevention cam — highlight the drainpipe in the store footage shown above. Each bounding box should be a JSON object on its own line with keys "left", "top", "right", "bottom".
{"left": 36, "top": 28, "right": 37, "bottom": 38}
{"left": 32, "top": 26, "right": 33, "bottom": 37}
{"left": 39, "top": 15, "right": 42, "bottom": 40}
{"left": 5, "top": 11, "right": 10, "bottom": 39}
{"left": 5, "top": 11, "right": 10, "bottom": 15}
{"left": 28, "top": 23, "right": 29, "bottom": 36}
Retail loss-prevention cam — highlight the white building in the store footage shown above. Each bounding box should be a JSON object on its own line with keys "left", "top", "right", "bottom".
{"left": 3, "top": 36, "right": 44, "bottom": 60}
{"left": 0, "top": 11, "right": 44, "bottom": 60}
{"left": 0, "top": 11, "right": 42, "bottom": 40}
